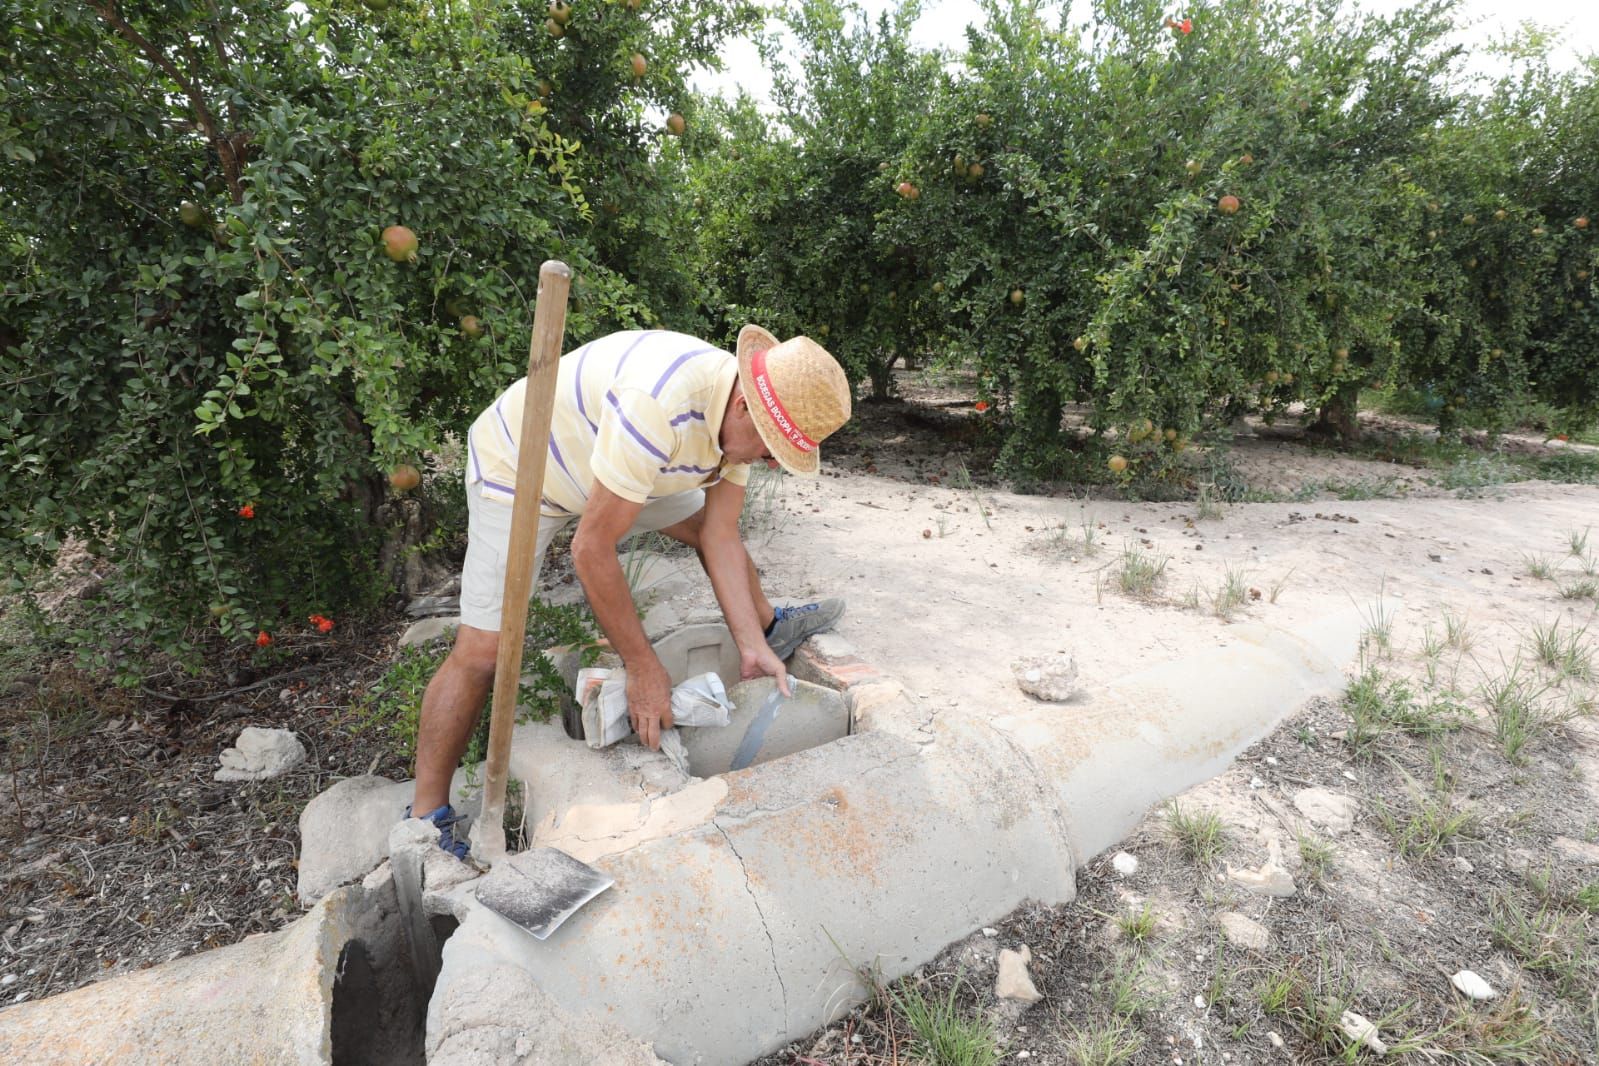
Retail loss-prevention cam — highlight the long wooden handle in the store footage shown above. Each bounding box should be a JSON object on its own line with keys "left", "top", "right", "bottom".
{"left": 476, "top": 260, "right": 571, "bottom": 863}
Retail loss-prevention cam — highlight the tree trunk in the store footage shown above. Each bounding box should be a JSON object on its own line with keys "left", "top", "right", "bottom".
{"left": 1314, "top": 382, "right": 1361, "bottom": 444}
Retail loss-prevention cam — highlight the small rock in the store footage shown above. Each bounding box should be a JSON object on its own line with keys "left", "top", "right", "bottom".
{"left": 1227, "top": 861, "right": 1296, "bottom": 898}
{"left": 1267, "top": 1031, "right": 1284, "bottom": 1048}
{"left": 1551, "top": 835, "right": 1599, "bottom": 865}
{"left": 1339, "top": 1010, "right": 1388, "bottom": 1056}
{"left": 995, "top": 945, "right": 1042, "bottom": 1004}
{"left": 1111, "top": 851, "right": 1139, "bottom": 876}
{"left": 1218, "top": 912, "right": 1270, "bottom": 951}
{"left": 1265, "top": 756, "right": 1278, "bottom": 767}
{"left": 214, "top": 727, "right": 306, "bottom": 782}
{"left": 1249, "top": 776, "right": 1264, "bottom": 789}
{"left": 0, "top": 975, "right": 15, "bottom": 987}
{"left": 1010, "top": 653, "right": 1078, "bottom": 702}
{"left": 1449, "top": 856, "right": 1475, "bottom": 874}
{"left": 1292, "top": 788, "right": 1358, "bottom": 835}
{"left": 1427, "top": 552, "right": 1444, "bottom": 562}
{"left": 1451, "top": 970, "right": 1496, "bottom": 1001}
{"left": 982, "top": 927, "right": 997, "bottom": 937}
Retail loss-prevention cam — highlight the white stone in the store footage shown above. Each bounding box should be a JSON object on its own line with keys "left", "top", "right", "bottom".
{"left": 1293, "top": 788, "right": 1358, "bottom": 834}
{"left": 399, "top": 615, "right": 458, "bottom": 647}
{"left": 214, "top": 727, "right": 306, "bottom": 782}
{"left": 1227, "top": 861, "right": 1296, "bottom": 898}
{"left": 995, "top": 946, "right": 1042, "bottom": 1004}
{"left": 1218, "top": 912, "right": 1270, "bottom": 951}
{"left": 1451, "top": 970, "right": 1495, "bottom": 1001}
{"left": 641, "top": 601, "right": 682, "bottom": 641}
{"left": 1267, "top": 1031, "right": 1284, "bottom": 1048}
{"left": 982, "top": 927, "right": 998, "bottom": 937}
{"left": 1010, "top": 653, "right": 1078, "bottom": 702}
{"left": 1339, "top": 1010, "right": 1388, "bottom": 1056}
{"left": 1111, "top": 851, "right": 1139, "bottom": 876}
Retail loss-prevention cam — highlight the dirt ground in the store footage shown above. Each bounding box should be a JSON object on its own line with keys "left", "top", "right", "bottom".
{"left": 2, "top": 371, "right": 1597, "bottom": 1062}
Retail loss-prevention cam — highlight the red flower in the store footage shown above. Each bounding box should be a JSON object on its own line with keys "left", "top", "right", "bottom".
{"left": 1556, "top": 433, "right": 1569, "bottom": 442}
{"left": 1181, "top": 17, "right": 1192, "bottom": 33}
{"left": 255, "top": 631, "right": 272, "bottom": 647}
{"left": 309, "top": 613, "right": 335, "bottom": 633}
{"left": 975, "top": 400, "right": 990, "bottom": 412}
{"left": 238, "top": 503, "right": 255, "bottom": 519}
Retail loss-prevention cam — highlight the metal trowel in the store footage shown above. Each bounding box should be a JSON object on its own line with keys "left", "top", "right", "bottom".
{"left": 474, "top": 846, "right": 615, "bottom": 940}
{"left": 730, "top": 686, "right": 787, "bottom": 771}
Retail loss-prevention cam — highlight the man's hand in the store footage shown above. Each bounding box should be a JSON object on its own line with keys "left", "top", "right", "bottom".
{"left": 626, "top": 658, "right": 675, "bottom": 751}
{"left": 740, "top": 644, "right": 793, "bottom": 698}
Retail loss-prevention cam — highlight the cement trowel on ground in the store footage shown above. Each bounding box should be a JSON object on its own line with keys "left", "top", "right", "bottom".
{"left": 465, "top": 259, "right": 614, "bottom": 940}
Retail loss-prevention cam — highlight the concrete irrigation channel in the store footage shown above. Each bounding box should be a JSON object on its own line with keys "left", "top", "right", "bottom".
{"left": 0, "top": 606, "right": 1371, "bottom": 1065}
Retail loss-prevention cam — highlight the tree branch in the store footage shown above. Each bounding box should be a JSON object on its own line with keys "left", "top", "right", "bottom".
{"left": 89, "top": 1, "right": 243, "bottom": 204}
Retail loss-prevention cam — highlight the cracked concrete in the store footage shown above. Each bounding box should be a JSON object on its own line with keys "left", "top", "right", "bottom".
{"left": 712, "top": 819, "right": 789, "bottom": 1031}
{"left": 5, "top": 598, "right": 1365, "bottom": 1065}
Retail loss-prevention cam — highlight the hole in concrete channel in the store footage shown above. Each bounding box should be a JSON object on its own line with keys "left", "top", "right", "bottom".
{"left": 651, "top": 622, "right": 853, "bottom": 778}
{"left": 329, "top": 909, "right": 461, "bottom": 1066}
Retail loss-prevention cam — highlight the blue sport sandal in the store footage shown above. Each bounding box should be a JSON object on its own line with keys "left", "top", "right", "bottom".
{"left": 405, "top": 803, "right": 471, "bottom": 860}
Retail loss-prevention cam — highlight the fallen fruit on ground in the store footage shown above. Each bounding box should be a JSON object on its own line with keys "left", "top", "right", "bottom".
{"left": 665, "top": 112, "right": 686, "bottom": 136}
{"left": 381, "top": 225, "right": 418, "bottom": 262}
{"left": 389, "top": 464, "right": 422, "bottom": 492}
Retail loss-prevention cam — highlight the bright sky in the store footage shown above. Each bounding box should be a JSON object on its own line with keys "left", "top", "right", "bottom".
{"left": 692, "top": 0, "right": 1599, "bottom": 107}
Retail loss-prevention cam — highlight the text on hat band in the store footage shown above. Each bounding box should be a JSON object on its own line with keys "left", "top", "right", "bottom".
{"left": 749, "top": 349, "right": 818, "bottom": 453}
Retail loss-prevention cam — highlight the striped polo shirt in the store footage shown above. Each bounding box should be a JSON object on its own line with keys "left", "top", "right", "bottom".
{"left": 466, "top": 330, "right": 751, "bottom": 516}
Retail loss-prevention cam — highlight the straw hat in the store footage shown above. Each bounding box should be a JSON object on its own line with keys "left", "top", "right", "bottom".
{"left": 735, "top": 324, "right": 851, "bottom": 478}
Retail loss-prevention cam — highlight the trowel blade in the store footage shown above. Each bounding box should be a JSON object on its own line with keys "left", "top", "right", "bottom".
{"left": 729, "top": 687, "right": 785, "bottom": 772}
{"left": 474, "top": 847, "right": 614, "bottom": 941}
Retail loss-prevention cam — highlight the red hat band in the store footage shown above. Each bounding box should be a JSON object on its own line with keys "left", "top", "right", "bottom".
{"left": 750, "top": 349, "right": 818, "bottom": 453}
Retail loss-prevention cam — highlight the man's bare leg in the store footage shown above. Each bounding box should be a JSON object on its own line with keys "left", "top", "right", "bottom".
{"left": 412, "top": 624, "right": 499, "bottom": 814}
{"left": 655, "top": 514, "right": 774, "bottom": 628}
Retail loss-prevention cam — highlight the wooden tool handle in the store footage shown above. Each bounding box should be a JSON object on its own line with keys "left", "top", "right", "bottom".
{"left": 476, "top": 260, "right": 571, "bottom": 863}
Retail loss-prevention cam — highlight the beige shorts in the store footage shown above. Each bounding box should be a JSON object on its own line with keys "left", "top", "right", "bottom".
{"left": 458, "top": 476, "right": 706, "bottom": 632}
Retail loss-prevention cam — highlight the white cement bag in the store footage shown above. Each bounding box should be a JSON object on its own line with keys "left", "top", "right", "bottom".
{"left": 578, "top": 669, "right": 733, "bottom": 750}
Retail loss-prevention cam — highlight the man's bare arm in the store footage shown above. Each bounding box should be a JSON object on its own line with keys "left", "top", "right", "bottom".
{"left": 571, "top": 484, "right": 673, "bottom": 749}
{"left": 700, "top": 479, "right": 790, "bottom": 693}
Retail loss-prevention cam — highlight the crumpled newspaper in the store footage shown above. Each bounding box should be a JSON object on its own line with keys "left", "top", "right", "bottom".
{"left": 577, "top": 669, "right": 733, "bottom": 775}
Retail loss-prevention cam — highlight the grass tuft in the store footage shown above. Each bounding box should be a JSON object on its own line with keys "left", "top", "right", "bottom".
{"left": 1115, "top": 542, "right": 1169, "bottom": 598}
{"left": 890, "top": 980, "right": 1001, "bottom": 1066}
{"left": 1166, "top": 801, "right": 1227, "bottom": 865}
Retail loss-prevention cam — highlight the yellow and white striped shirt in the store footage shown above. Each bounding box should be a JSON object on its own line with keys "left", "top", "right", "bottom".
{"left": 467, "top": 330, "right": 751, "bottom": 515}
